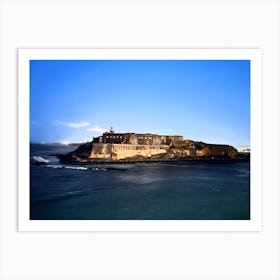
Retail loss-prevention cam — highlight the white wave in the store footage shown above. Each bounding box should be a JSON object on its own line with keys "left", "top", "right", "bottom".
{"left": 46, "top": 164, "right": 63, "bottom": 169}
{"left": 45, "top": 164, "right": 87, "bottom": 170}
{"left": 91, "top": 167, "right": 107, "bottom": 171}
{"left": 92, "top": 167, "right": 100, "bottom": 171}
{"left": 65, "top": 166, "right": 87, "bottom": 170}
{"left": 33, "top": 156, "right": 50, "bottom": 163}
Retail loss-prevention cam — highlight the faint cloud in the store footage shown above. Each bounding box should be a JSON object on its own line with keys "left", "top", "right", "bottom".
{"left": 87, "top": 125, "right": 107, "bottom": 133}
{"left": 53, "top": 120, "right": 90, "bottom": 128}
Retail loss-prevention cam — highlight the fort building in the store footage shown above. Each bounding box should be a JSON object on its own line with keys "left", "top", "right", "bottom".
{"left": 58, "top": 127, "right": 241, "bottom": 163}
{"left": 92, "top": 127, "right": 183, "bottom": 146}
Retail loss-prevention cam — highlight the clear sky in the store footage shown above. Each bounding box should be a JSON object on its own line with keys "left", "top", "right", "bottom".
{"left": 30, "top": 60, "right": 250, "bottom": 148}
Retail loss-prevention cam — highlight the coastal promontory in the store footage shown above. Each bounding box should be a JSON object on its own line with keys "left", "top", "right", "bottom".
{"left": 57, "top": 129, "right": 249, "bottom": 164}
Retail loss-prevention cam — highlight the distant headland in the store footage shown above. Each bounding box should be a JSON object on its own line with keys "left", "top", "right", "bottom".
{"left": 56, "top": 127, "right": 250, "bottom": 164}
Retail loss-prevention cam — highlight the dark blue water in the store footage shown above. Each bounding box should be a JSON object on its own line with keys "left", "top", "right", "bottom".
{"left": 30, "top": 144, "right": 250, "bottom": 220}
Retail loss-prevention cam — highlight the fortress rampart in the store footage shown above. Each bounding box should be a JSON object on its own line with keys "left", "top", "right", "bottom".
{"left": 90, "top": 129, "right": 183, "bottom": 160}
{"left": 89, "top": 143, "right": 169, "bottom": 160}
{"left": 93, "top": 130, "right": 183, "bottom": 146}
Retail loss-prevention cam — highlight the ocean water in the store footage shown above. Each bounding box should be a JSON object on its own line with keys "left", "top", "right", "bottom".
{"left": 30, "top": 144, "right": 250, "bottom": 220}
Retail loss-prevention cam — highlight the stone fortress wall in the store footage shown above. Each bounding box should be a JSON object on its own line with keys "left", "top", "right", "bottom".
{"left": 93, "top": 129, "right": 183, "bottom": 146}
{"left": 90, "top": 128, "right": 183, "bottom": 161}
{"left": 89, "top": 143, "right": 169, "bottom": 160}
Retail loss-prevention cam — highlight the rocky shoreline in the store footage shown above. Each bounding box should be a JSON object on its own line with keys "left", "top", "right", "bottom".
{"left": 56, "top": 153, "right": 250, "bottom": 165}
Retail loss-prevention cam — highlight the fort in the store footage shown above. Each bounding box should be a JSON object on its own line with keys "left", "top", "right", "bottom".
{"left": 88, "top": 127, "right": 183, "bottom": 161}
{"left": 57, "top": 127, "right": 245, "bottom": 164}
{"left": 92, "top": 127, "right": 183, "bottom": 146}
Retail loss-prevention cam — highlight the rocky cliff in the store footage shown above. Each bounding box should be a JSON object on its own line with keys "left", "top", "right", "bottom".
{"left": 57, "top": 139, "right": 248, "bottom": 164}
{"left": 166, "top": 141, "right": 238, "bottom": 158}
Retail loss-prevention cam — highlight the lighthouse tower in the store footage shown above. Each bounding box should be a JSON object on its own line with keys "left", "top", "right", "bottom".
{"left": 109, "top": 126, "right": 115, "bottom": 134}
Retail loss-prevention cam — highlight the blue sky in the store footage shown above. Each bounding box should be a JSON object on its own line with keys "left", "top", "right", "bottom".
{"left": 30, "top": 60, "right": 250, "bottom": 148}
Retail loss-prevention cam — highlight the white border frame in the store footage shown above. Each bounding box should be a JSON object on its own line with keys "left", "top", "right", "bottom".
{"left": 18, "top": 49, "right": 262, "bottom": 231}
